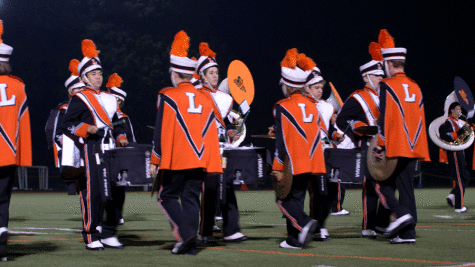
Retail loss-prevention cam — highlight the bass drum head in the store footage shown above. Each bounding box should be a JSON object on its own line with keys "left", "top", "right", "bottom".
{"left": 367, "top": 137, "right": 398, "bottom": 181}
{"left": 272, "top": 156, "right": 292, "bottom": 200}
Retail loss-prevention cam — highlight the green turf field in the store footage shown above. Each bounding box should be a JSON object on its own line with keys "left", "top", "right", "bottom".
{"left": 4, "top": 188, "right": 475, "bottom": 266}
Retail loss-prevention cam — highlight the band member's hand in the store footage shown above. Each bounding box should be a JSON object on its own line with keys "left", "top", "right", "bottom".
{"left": 150, "top": 164, "right": 159, "bottom": 178}
{"left": 119, "top": 139, "right": 129, "bottom": 147}
{"left": 272, "top": 170, "right": 284, "bottom": 181}
{"left": 336, "top": 133, "right": 344, "bottom": 142}
{"left": 87, "top": 125, "right": 98, "bottom": 134}
{"left": 331, "top": 114, "right": 337, "bottom": 126}
{"left": 230, "top": 131, "right": 242, "bottom": 141}
{"left": 268, "top": 125, "right": 276, "bottom": 138}
{"left": 372, "top": 146, "right": 385, "bottom": 160}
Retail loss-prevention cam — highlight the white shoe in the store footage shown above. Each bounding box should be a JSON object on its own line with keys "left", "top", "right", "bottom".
{"left": 362, "top": 230, "right": 378, "bottom": 239}
{"left": 298, "top": 219, "right": 318, "bottom": 246}
{"left": 223, "top": 232, "right": 248, "bottom": 242}
{"left": 212, "top": 225, "right": 221, "bottom": 232}
{"left": 320, "top": 228, "right": 329, "bottom": 238}
{"left": 85, "top": 240, "right": 104, "bottom": 251}
{"left": 118, "top": 218, "right": 125, "bottom": 225}
{"left": 384, "top": 214, "right": 413, "bottom": 238}
{"left": 455, "top": 207, "right": 468, "bottom": 213}
{"left": 215, "top": 216, "right": 223, "bottom": 221}
{"left": 171, "top": 236, "right": 196, "bottom": 254}
{"left": 390, "top": 236, "right": 415, "bottom": 244}
{"left": 279, "top": 240, "right": 301, "bottom": 249}
{"left": 446, "top": 194, "right": 455, "bottom": 207}
{"left": 100, "top": 236, "right": 124, "bottom": 249}
{"left": 331, "top": 209, "right": 350, "bottom": 216}
{"left": 96, "top": 226, "right": 102, "bottom": 233}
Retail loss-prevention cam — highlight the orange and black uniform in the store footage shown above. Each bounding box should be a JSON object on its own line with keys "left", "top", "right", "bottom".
{"left": 337, "top": 86, "right": 391, "bottom": 232}
{"left": 62, "top": 87, "right": 127, "bottom": 245}
{"left": 439, "top": 117, "right": 469, "bottom": 209}
{"left": 377, "top": 72, "right": 430, "bottom": 239}
{"left": 198, "top": 84, "right": 243, "bottom": 238}
{"left": 273, "top": 92, "right": 325, "bottom": 247}
{"left": 151, "top": 81, "right": 222, "bottom": 246}
{"left": 0, "top": 74, "right": 32, "bottom": 230}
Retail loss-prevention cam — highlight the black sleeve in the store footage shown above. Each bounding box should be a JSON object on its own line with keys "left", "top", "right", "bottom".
{"left": 273, "top": 105, "right": 287, "bottom": 166}
{"left": 152, "top": 94, "right": 165, "bottom": 160}
{"left": 336, "top": 97, "right": 369, "bottom": 133}
{"left": 377, "top": 83, "right": 388, "bottom": 142}
{"left": 62, "top": 96, "right": 94, "bottom": 139}
{"left": 439, "top": 120, "right": 457, "bottom": 142}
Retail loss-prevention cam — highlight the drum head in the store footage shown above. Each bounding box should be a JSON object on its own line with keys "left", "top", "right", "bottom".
{"left": 272, "top": 156, "right": 292, "bottom": 200}
{"left": 227, "top": 60, "right": 255, "bottom": 105}
{"left": 367, "top": 137, "right": 398, "bottom": 181}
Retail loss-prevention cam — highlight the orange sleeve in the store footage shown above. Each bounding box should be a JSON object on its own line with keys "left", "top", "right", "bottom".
{"left": 151, "top": 152, "right": 161, "bottom": 166}
{"left": 18, "top": 107, "right": 32, "bottom": 166}
{"left": 272, "top": 157, "right": 284, "bottom": 171}
{"left": 75, "top": 123, "right": 90, "bottom": 139}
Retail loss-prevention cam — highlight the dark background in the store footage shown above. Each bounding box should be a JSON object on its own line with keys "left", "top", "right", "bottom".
{"left": 1, "top": 0, "right": 474, "bottom": 187}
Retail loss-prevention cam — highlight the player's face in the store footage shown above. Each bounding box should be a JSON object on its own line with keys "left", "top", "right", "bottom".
{"left": 451, "top": 105, "right": 462, "bottom": 119}
{"left": 203, "top": 67, "right": 219, "bottom": 88}
{"left": 308, "top": 82, "right": 324, "bottom": 100}
{"left": 86, "top": 69, "right": 103, "bottom": 89}
{"left": 368, "top": 74, "right": 383, "bottom": 87}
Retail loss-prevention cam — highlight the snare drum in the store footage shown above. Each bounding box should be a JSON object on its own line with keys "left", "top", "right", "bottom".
{"left": 324, "top": 148, "right": 366, "bottom": 184}
{"left": 103, "top": 144, "right": 153, "bottom": 186}
{"left": 222, "top": 147, "right": 268, "bottom": 185}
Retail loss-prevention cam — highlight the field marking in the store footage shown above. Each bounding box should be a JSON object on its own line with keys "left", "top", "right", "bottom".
{"left": 12, "top": 227, "right": 81, "bottom": 232}
{"left": 206, "top": 247, "right": 459, "bottom": 265}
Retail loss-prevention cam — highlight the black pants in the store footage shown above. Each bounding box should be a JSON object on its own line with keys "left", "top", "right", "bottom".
{"left": 278, "top": 173, "right": 316, "bottom": 247}
{"left": 362, "top": 176, "right": 391, "bottom": 230}
{"left": 200, "top": 173, "right": 241, "bottom": 237}
{"left": 78, "top": 140, "right": 117, "bottom": 244}
{"left": 331, "top": 183, "right": 345, "bottom": 213}
{"left": 309, "top": 176, "right": 331, "bottom": 228}
{"left": 111, "top": 185, "right": 125, "bottom": 222}
{"left": 0, "top": 165, "right": 16, "bottom": 229}
{"left": 158, "top": 169, "right": 205, "bottom": 242}
{"left": 378, "top": 158, "right": 417, "bottom": 239}
{"left": 447, "top": 151, "right": 470, "bottom": 209}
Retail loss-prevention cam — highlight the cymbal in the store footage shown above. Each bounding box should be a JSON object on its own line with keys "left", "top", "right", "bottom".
{"left": 251, "top": 134, "right": 276, "bottom": 139}
{"left": 354, "top": 125, "right": 378, "bottom": 135}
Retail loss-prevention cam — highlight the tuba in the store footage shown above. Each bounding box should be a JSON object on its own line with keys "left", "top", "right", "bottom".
{"left": 428, "top": 91, "right": 474, "bottom": 151}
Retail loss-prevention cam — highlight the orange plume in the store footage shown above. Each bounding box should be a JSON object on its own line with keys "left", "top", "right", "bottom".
{"left": 193, "top": 72, "right": 201, "bottom": 80}
{"left": 199, "top": 42, "right": 216, "bottom": 58}
{"left": 106, "top": 73, "right": 123, "bottom": 89}
{"left": 0, "top": 20, "right": 3, "bottom": 43}
{"left": 378, "top": 29, "right": 395, "bottom": 49}
{"left": 297, "top": 53, "right": 316, "bottom": 71}
{"left": 368, "top": 42, "right": 383, "bottom": 61}
{"left": 170, "top": 30, "right": 190, "bottom": 57}
{"left": 81, "top": 39, "right": 100, "bottom": 58}
{"left": 69, "top": 59, "right": 80, "bottom": 76}
{"left": 191, "top": 56, "right": 198, "bottom": 61}
{"left": 281, "top": 48, "right": 299, "bottom": 69}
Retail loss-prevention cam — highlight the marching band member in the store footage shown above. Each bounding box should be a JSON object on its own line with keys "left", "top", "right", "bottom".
{"left": 195, "top": 43, "right": 247, "bottom": 244}
{"left": 297, "top": 53, "right": 339, "bottom": 241}
{"left": 0, "top": 20, "right": 32, "bottom": 261}
{"left": 439, "top": 102, "right": 469, "bottom": 213}
{"left": 106, "top": 73, "right": 135, "bottom": 225}
{"left": 373, "top": 29, "right": 430, "bottom": 244}
{"left": 62, "top": 40, "right": 128, "bottom": 250}
{"left": 46, "top": 59, "right": 85, "bottom": 195}
{"left": 336, "top": 42, "right": 391, "bottom": 239}
{"left": 272, "top": 48, "right": 324, "bottom": 249}
{"left": 149, "top": 31, "right": 222, "bottom": 255}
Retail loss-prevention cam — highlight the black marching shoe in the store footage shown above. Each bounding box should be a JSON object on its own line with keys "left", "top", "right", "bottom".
{"left": 384, "top": 214, "right": 413, "bottom": 238}
{"left": 0, "top": 231, "right": 8, "bottom": 261}
{"left": 171, "top": 236, "right": 197, "bottom": 255}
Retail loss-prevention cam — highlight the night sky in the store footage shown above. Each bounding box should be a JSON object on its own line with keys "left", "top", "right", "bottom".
{"left": 1, "top": 1, "right": 474, "bottom": 170}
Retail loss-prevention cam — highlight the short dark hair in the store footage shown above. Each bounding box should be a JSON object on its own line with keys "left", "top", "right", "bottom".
{"left": 0, "top": 62, "right": 11, "bottom": 75}
{"left": 176, "top": 72, "right": 193, "bottom": 80}
{"left": 448, "top": 102, "right": 461, "bottom": 114}
{"left": 389, "top": 60, "right": 405, "bottom": 68}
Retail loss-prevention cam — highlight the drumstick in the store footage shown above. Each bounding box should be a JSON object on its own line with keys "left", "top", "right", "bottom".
{"left": 97, "top": 119, "right": 126, "bottom": 130}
